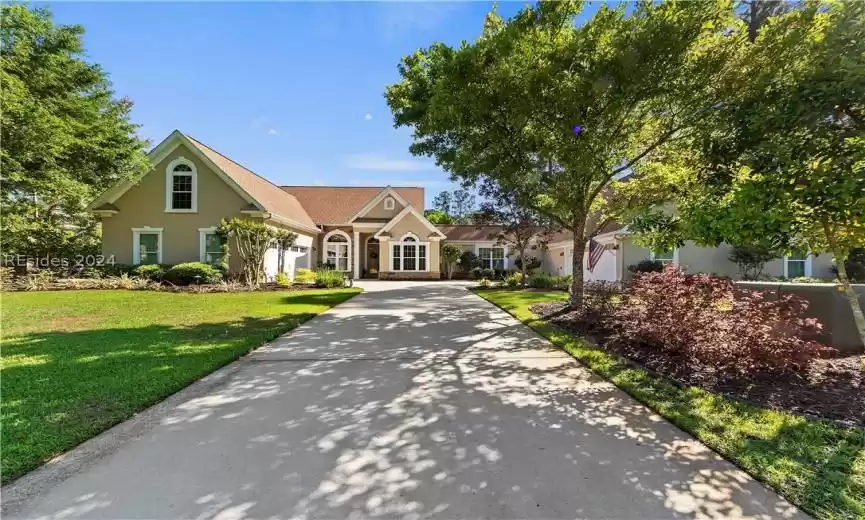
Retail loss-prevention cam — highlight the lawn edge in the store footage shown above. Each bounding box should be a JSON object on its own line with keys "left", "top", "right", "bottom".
{"left": 0, "top": 288, "right": 362, "bottom": 494}
{"left": 473, "top": 288, "right": 863, "bottom": 520}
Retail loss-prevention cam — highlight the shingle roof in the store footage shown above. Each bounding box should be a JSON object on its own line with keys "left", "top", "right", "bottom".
{"left": 281, "top": 186, "right": 425, "bottom": 225}
{"left": 184, "top": 135, "right": 318, "bottom": 231}
{"left": 437, "top": 225, "right": 506, "bottom": 241}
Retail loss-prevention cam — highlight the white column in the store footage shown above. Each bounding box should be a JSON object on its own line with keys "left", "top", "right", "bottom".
{"left": 353, "top": 231, "right": 360, "bottom": 279}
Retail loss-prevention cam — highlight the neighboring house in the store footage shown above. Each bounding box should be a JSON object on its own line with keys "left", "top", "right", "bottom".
{"left": 88, "top": 130, "right": 834, "bottom": 282}
{"left": 542, "top": 227, "right": 836, "bottom": 282}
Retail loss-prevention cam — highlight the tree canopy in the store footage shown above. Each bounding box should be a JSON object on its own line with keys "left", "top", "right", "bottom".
{"left": 1, "top": 4, "right": 148, "bottom": 262}
{"left": 630, "top": 0, "right": 865, "bottom": 344}
{"left": 386, "top": 0, "right": 741, "bottom": 306}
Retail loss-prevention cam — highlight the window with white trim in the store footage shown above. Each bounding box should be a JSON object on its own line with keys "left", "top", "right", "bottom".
{"left": 165, "top": 158, "right": 197, "bottom": 212}
{"left": 650, "top": 248, "right": 676, "bottom": 266}
{"left": 392, "top": 234, "right": 428, "bottom": 271}
{"left": 384, "top": 197, "right": 395, "bottom": 210}
{"left": 479, "top": 247, "right": 505, "bottom": 270}
{"left": 132, "top": 228, "right": 163, "bottom": 265}
{"left": 784, "top": 253, "right": 810, "bottom": 278}
{"left": 326, "top": 233, "right": 350, "bottom": 271}
{"left": 199, "top": 228, "right": 225, "bottom": 265}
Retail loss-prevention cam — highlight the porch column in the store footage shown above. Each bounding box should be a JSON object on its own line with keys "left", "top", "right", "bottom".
{"left": 353, "top": 230, "right": 360, "bottom": 279}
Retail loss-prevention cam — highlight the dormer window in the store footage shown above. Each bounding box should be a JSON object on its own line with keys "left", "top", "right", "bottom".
{"left": 384, "top": 197, "right": 395, "bottom": 210}
{"left": 165, "top": 158, "right": 197, "bottom": 212}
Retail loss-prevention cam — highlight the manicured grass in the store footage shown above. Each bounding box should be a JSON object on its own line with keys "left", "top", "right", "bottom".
{"left": 1, "top": 288, "right": 360, "bottom": 484}
{"left": 477, "top": 289, "right": 865, "bottom": 520}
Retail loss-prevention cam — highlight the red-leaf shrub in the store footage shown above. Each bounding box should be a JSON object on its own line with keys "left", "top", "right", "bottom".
{"left": 614, "top": 266, "right": 834, "bottom": 373}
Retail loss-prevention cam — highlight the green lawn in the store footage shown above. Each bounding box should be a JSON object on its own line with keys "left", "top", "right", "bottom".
{"left": 0, "top": 288, "right": 360, "bottom": 483}
{"left": 477, "top": 289, "right": 865, "bottom": 520}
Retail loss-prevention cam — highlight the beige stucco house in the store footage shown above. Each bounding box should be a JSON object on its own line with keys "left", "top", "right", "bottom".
{"left": 88, "top": 130, "right": 835, "bottom": 282}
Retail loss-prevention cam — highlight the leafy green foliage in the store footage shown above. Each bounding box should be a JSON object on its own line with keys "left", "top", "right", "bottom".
{"left": 132, "top": 264, "right": 168, "bottom": 281}
{"left": 439, "top": 243, "right": 462, "bottom": 280}
{"left": 423, "top": 209, "right": 453, "bottom": 224}
{"left": 458, "top": 250, "right": 480, "bottom": 272}
{"left": 274, "top": 272, "right": 291, "bottom": 287}
{"left": 504, "top": 272, "right": 522, "bottom": 287}
{"left": 627, "top": 259, "right": 664, "bottom": 274}
{"left": 295, "top": 268, "right": 315, "bottom": 284}
{"left": 314, "top": 267, "right": 345, "bottom": 288}
{"left": 631, "top": 1, "right": 865, "bottom": 344}
{"left": 729, "top": 245, "right": 777, "bottom": 280}
{"left": 0, "top": 5, "right": 148, "bottom": 260}
{"left": 163, "top": 262, "right": 224, "bottom": 286}
{"left": 216, "top": 218, "right": 296, "bottom": 287}
{"left": 386, "top": 0, "right": 740, "bottom": 307}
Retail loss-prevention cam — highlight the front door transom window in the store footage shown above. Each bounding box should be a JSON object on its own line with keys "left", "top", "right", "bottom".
{"left": 392, "top": 234, "right": 428, "bottom": 271}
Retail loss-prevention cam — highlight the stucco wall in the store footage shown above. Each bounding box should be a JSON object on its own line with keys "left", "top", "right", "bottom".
{"left": 360, "top": 197, "right": 407, "bottom": 220}
{"left": 379, "top": 212, "right": 440, "bottom": 275}
{"left": 101, "top": 144, "right": 250, "bottom": 269}
{"left": 622, "top": 238, "right": 835, "bottom": 280}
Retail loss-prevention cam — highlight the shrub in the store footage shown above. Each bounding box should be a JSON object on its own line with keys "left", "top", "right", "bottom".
{"left": 513, "top": 256, "right": 542, "bottom": 271}
{"left": 132, "top": 264, "right": 168, "bottom": 281}
{"left": 505, "top": 272, "right": 522, "bottom": 287}
{"left": 459, "top": 251, "right": 480, "bottom": 272}
{"left": 441, "top": 243, "right": 463, "bottom": 280}
{"left": 614, "top": 266, "right": 834, "bottom": 373}
{"left": 627, "top": 259, "right": 664, "bottom": 274}
{"left": 528, "top": 272, "right": 556, "bottom": 289}
{"left": 163, "top": 262, "right": 224, "bottom": 285}
{"left": 295, "top": 268, "right": 315, "bottom": 283}
{"left": 552, "top": 275, "right": 571, "bottom": 291}
{"left": 275, "top": 272, "right": 291, "bottom": 287}
{"left": 0, "top": 266, "right": 16, "bottom": 289}
{"left": 478, "top": 278, "right": 491, "bottom": 289}
{"left": 729, "top": 245, "right": 776, "bottom": 280}
{"left": 314, "top": 267, "right": 345, "bottom": 288}
{"left": 836, "top": 248, "right": 865, "bottom": 282}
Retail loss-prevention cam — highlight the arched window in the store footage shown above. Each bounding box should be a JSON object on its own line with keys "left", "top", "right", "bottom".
{"left": 165, "top": 158, "right": 197, "bottom": 212}
{"left": 392, "top": 233, "right": 427, "bottom": 272}
{"left": 323, "top": 231, "right": 350, "bottom": 271}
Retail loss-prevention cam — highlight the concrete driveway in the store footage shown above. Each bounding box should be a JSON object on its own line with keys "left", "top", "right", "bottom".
{"left": 3, "top": 281, "right": 803, "bottom": 519}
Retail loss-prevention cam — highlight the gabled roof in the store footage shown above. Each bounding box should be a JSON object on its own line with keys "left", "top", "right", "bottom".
{"left": 374, "top": 205, "right": 446, "bottom": 240}
{"left": 281, "top": 186, "right": 425, "bottom": 225}
{"left": 348, "top": 187, "right": 410, "bottom": 223}
{"left": 87, "top": 131, "right": 319, "bottom": 234}
{"left": 184, "top": 135, "right": 318, "bottom": 232}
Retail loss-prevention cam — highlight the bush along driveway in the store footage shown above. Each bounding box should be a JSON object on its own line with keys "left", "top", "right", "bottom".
{"left": 476, "top": 289, "right": 865, "bottom": 520}
{"left": 0, "top": 288, "right": 360, "bottom": 484}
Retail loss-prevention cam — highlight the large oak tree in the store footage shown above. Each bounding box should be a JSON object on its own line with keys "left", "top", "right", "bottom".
{"left": 386, "top": 0, "right": 741, "bottom": 307}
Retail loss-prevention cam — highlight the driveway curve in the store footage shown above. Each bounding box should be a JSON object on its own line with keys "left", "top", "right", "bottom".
{"left": 3, "top": 281, "right": 804, "bottom": 519}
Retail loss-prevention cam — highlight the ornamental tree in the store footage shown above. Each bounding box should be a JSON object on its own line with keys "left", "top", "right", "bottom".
{"left": 630, "top": 1, "right": 865, "bottom": 345}
{"left": 216, "top": 218, "right": 296, "bottom": 287}
{"left": 386, "top": 0, "right": 740, "bottom": 307}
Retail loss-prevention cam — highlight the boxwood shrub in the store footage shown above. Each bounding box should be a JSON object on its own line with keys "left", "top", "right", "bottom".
{"left": 163, "top": 262, "right": 224, "bottom": 285}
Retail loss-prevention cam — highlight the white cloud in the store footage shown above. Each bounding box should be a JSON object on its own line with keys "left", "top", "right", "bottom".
{"left": 267, "top": 128, "right": 279, "bottom": 136}
{"left": 364, "top": 113, "right": 373, "bottom": 121}
{"left": 343, "top": 153, "right": 433, "bottom": 172}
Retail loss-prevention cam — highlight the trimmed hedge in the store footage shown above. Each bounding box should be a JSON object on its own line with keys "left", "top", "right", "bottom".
{"left": 162, "top": 262, "right": 224, "bottom": 285}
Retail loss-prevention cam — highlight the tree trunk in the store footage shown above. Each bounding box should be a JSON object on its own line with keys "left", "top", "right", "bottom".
{"left": 518, "top": 248, "right": 527, "bottom": 287}
{"left": 835, "top": 256, "right": 865, "bottom": 350}
{"left": 569, "top": 235, "right": 586, "bottom": 309}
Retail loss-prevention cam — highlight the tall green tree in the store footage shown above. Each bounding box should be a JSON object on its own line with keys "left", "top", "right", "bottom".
{"left": 423, "top": 209, "right": 453, "bottom": 224}
{"left": 386, "top": 0, "right": 740, "bottom": 306}
{"left": 451, "top": 189, "right": 476, "bottom": 223}
{"left": 1, "top": 5, "right": 148, "bottom": 264}
{"left": 431, "top": 191, "right": 452, "bottom": 216}
{"left": 631, "top": 1, "right": 865, "bottom": 346}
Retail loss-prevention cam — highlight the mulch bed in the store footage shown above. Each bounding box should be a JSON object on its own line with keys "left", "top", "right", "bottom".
{"left": 531, "top": 301, "right": 864, "bottom": 426}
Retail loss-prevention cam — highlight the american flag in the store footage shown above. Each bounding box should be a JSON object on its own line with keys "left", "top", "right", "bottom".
{"left": 587, "top": 239, "right": 605, "bottom": 272}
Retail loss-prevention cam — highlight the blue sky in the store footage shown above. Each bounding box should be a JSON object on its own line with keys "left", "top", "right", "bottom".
{"left": 41, "top": 1, "right": 557, "bottom": 206}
